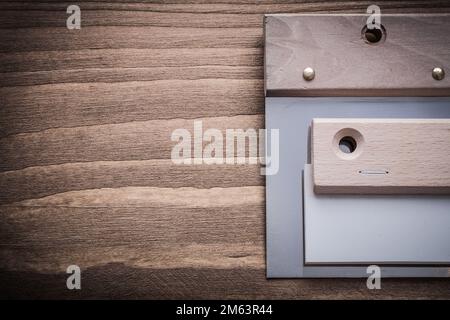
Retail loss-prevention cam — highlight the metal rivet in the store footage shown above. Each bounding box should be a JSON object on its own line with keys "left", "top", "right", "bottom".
{"left": 303, "top": 67, "right": 315, "bottom": 81}
{"left": 432, "top": 67, "right": 445, "bottom": 81}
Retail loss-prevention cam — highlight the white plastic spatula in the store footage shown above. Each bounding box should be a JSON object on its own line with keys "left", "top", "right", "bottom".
{"left": 304, "top": 164, "right": 450, "bottom": 265}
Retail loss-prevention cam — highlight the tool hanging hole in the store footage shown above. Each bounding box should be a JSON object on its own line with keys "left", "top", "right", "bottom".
{"left": 361, "top": 24, "right": 386, "bottom": 44}
{"left": 339, "top": 136, "right": 357, "bottom": 154}
{"left": 333, "top": 128, "right": 364, "bottom": 160}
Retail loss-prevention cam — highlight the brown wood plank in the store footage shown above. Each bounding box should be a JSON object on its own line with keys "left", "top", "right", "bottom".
{"left": 2, "top": 1, "right": 450, "bottom": 14}
{"left": 2, "top": 2, "right": 448, "bottom": 29}
{"left": 0, "top": 48, "right": 263, "bottom": 73}
{"left": 0, "top": 66, "right": 263, "bottom": 87}
{"left": 1, "top": 0, "right": 450, "bottom": 299}
{"left": 0, "top": 10, "right": 264, "bottom": 28}
{"left": 0, "top": 188, "right": 265, "bottom": 269}
{"left": 0, "top": 82, "right": 264, "bottom": 137}
{"left": 0, "top": 115, "right": 264, "bottom": 172}
{"left": 2, "top": 266, "right": 448, "bottom": 300}
{"left": 0, "top": 160, "right": 264, "bottom": 205}
{"left": 0, "top": 26, "right": 262, "bottom": 52}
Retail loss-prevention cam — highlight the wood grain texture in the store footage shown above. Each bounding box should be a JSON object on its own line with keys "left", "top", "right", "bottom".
{"left": 1, "top": 0, "right": 450, "bottom": 299}
{"left": 312, "top": 119, "right": 450, "bottom": 194}
{"left": 265, "top": 14, "right": 450, "bottom": 96}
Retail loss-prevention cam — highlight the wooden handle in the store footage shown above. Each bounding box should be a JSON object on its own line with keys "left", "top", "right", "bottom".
{"left": 312, "top": 118, "right": 450, "bottom": 194}
{"left": 265, "top": 14, "right": 450, "bottom": 97}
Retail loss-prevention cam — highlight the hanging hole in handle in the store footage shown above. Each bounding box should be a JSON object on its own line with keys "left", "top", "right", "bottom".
{"left": 333, "top": 128, "right": 364, "bottom": 160}
{"left": 361, "top": 24, "right": 386, "bottom": 44}
{"left": 338, "top": 136, "right": 357, "bottom": 154}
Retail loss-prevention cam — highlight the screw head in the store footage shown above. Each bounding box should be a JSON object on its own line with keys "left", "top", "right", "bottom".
{"left": 432, "top": 67, "right": 445, "bottom": 81}
{"left": 303, "top": 67, "right": 315, "bottom": 81}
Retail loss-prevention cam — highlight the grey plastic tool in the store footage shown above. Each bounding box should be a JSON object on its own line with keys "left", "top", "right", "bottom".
{"left": 303, "top": 164, "right": 450, "bottom": 265}
{"left": 265, "top": 97, "right": 450, "bottom": 278}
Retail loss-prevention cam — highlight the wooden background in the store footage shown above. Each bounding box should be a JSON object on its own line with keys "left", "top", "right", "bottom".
{"left": 1, "top": 0, "right": 450, "bottom": 299}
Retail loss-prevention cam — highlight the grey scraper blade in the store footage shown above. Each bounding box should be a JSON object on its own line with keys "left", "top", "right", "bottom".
{"left": 303, "top": 164, "right": 450, "bottom": 265}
